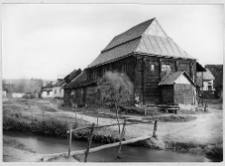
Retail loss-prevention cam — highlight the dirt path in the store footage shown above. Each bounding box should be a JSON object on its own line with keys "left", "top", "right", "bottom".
{"left": 52, "top": 106, "right": 222, "bottom": 145}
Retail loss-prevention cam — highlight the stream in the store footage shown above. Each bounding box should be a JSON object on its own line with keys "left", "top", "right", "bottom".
{"left": 3, "top": 131, "right": 210, "bottom": 162}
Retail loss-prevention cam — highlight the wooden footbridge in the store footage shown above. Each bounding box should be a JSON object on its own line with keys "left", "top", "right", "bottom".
{"left": 40, "top": 119, "right": 158, "bottom": 162}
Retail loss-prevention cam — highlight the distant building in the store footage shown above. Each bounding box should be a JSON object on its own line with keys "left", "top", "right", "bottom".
{"left": 205, "top": 65, "right": 223, "bottom": 99}
{"left": 41, "top": 82, "right": 54, "bottom": 98}
{"left": 2, "top": 90, "right": 7, "bottom": 98}
{"left": 64, "top": 18, "right": 205, "bottom": 106}
{"left": 52, "top": 79, "right": 66, "bottom": 98}
{"left": 197, "top": 68, "right": 215, "bottom": 91}
{"left": 12, "top": 93, "right": 25, "bottom": 98}
{"left": 63, "top": 69, "right": 82, "bottom": 105}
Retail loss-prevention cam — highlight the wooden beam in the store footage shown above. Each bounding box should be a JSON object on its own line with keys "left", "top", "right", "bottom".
{"left": 84, "top": 123, "right": 95, "bottom": 162}
{"left": 67, "top": 124, "right": 72, "bottom": 157}
{"left": 41, "top": 135, "right": 152, "bottom": 161}
{"left": 69, "top": 122, "right": 137, "bottom": 133}
{"left": 117, "top": 119, "right": 126, "bottom": 158}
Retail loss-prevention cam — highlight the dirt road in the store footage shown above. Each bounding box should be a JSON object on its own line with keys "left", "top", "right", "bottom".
{"left": 47, "top": 101, "right": 223, "bottom": 145}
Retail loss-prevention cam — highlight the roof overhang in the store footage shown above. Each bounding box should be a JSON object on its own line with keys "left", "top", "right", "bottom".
{"left": 196, "top": 62, "right": 206, "bottom": 72}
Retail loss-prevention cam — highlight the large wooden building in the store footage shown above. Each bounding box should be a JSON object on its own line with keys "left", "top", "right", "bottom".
{"left": 64, "top": 18, "right": 204, "bottom": 106}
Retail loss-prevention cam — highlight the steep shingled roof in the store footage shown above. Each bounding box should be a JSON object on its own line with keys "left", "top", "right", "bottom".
{"left": 102, "top": 19, "right": 155, "bottom": 52}
{"left": 88, "top": 18, "right": 194, "bottom": 68}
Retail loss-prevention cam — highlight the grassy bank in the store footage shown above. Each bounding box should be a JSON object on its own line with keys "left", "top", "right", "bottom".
{"left": 165, "top": 141, "right": 223, "bottom": 162}
{"left": 3, "top": 106, "right": 121, "bottom": 143}
{"left": 142, "top": 115, "right": 197, "bottom": 122}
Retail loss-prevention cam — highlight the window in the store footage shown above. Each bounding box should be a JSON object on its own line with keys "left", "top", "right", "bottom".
{"left": 93, "top": 70, "right": 97, "bottom": 79}
{"left": 71, "top": 90, "right": 75, "bottom": 96}
{"left": 208, "top": 82, "right": 213, "bottom": 91}
{"left": 161, "top": 64, "right": 171, "bottom": 78}
{"left": 122, "top": 63, "right": 128, "bottom": 73}
{"left": 161, "top": 65, "right": 171, "bottom": 72}
{"left": 150, "top": 64, "right": 155, "bottom": 72}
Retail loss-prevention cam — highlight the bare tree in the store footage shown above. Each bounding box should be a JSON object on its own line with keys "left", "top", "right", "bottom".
{"left": 97, "top": 71, "right": 134, "bottom": 133}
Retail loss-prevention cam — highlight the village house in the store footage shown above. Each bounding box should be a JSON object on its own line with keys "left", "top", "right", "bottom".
{"left": 2, "top": 88, "right": 7, "bottom": 98}
{"left": 64, "top": 18, "right": 205, "bottom": 106}
{"left": 41, "top": 82, "right": 54, "bottom": 98}
{"left": 196, "top": 68, "right": 215, "bottom": 99}
{"left": 205, "top": 64, "right": 223, "bottom": 99}
{"left": 2, "top": 82, "right": 8, "bottom": 98}
{"left": 63, "top": 69, "right": 82, "bottom": 105}
{"left": 52, "top": 79, "right": 66, "bottom": 98}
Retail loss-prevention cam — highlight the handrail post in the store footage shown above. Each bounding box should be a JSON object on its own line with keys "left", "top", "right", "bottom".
{"left": 117, "top": 118, "right": 126, "bottom": 158}
{"left": 68, "top": 123, "right": 72, "bottom": 158}
{"left": 152, "top": 120, "right": 158, "bottom": 139}
{"left": 97, "top": 109, "right": 99, "bottom": 126}
{"left": 84, "top": 123, "right": 95, "bottom": 162}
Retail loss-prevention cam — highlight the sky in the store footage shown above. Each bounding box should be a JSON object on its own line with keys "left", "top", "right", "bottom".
{"left": 2, "top": 4, "right": 223, "bottom": 80}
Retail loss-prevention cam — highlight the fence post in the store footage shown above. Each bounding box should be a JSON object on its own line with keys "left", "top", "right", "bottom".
{"left": 203, "top": 100, "right": 208, "bottom": 112}
{"left": 117, "top": 118, "right": 126, "bottom": 158}
{"left": 68, "top": 123, "right": 72, "bottom": 158}
{"left": 152, "top": 120, "right": 158, "bottom": 139}
{"left": 97, "top": 109, "right": 99, "bottom": 126}
{"left": 84, "top": 123, "right": 95, "bottom": 162}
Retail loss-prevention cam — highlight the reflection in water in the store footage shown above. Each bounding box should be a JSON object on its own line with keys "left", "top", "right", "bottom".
{"left": 3, "top": 131, "right": 207, "bottom": 162}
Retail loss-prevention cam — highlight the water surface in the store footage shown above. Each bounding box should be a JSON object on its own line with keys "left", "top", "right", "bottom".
{"left": 3, "top": 131, "right": 208, "bottom": 162}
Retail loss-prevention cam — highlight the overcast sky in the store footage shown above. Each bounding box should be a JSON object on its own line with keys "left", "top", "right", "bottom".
{"left": 2, "top": 4, "right": 223, "bottom": 80}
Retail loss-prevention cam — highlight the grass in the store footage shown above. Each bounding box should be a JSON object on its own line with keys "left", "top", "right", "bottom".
{"left": 142, "top": 114, "right": 197, "bottom": 122}
{"left": 3, "top": 102, "right": 122, "bottom": 143}
{"left": 3, "top": 107, "right": 89, "bottom": 138}
{"left": 165, "top": 141, "right": 223, "bottom": 161}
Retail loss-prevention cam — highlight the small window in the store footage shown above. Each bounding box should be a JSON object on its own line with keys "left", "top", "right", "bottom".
{"left": 208, "top": 85, "right": 212, "bottom": 91}
{"left": 122, "top": 63, "right": 128, "bottom": 73}
{"left": 150, "top": 64, "right": 155, "bottom": 71}
{"left": 161, "top": 65, "right": 171, "bottom": 72}
{"left": 93, "top": 70, "right": 97, "bottom": 79}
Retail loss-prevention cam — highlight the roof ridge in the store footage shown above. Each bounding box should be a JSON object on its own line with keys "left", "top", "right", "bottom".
{"left": 116, "top": 18, "right": 155, "bottom": 36}
{"left": 101, "top": 36, "right": 141, "bottom": 53}
{"left": 101, "top": 18, "right": 155, "bottom": 52}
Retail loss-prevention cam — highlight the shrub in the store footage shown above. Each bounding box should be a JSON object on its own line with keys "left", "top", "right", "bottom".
{"left": 97, "top": 71, "right": 134, "bottom": 133}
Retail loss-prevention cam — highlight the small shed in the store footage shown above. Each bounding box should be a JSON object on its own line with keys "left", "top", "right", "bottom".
{"left": 159, "top": 72, "right": 196, "bottom": 105}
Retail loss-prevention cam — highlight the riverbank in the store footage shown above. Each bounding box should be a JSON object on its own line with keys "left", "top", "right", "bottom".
{"left": 3, "top": 99, "right": 223, "bottom": 161}
{"left": 3, "top": 138, "right": 79, "bottom": 162}
{"left": 3, "top": 132, "right": 209, "bottom": 162}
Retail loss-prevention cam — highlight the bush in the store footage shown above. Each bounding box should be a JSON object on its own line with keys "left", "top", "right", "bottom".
{"left": 204, "top": 144, "right": 223, "bottom": 160}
